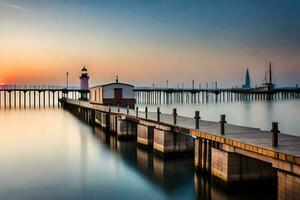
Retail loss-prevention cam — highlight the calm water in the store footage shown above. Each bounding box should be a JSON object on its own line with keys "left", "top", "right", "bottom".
{"left": 1, "top": 100, "right": 298, "bottom": 199}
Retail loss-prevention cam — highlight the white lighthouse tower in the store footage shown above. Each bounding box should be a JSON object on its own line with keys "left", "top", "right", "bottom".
{"left": 80, "top": 66, "right": 89, "bottom": 100}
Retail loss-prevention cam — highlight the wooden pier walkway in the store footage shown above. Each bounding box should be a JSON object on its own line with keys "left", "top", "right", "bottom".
{"left": 61, "top": 98, "right": 300, "bottom": 199}
{"left": 0, "top": 85, "right": 89, "bottom": 108}
{"left": 64, "top": 98, "right": 300, "bottom": 159}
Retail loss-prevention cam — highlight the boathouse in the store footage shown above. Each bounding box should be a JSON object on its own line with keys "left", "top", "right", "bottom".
{"left": 90, "top": 78, "right": 135, "bottom": 108}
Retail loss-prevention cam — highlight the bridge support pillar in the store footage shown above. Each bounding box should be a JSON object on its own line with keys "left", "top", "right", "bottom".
{"left": 210, "top": 148, "right": 276, "bottom": 183}
{"left": 109, "top": 114, "right": 118, "bottom": 133}
{"left": 117, "top": 118, "right": 137, "bottom": 141}
{"left": 137, "top": 124, "right": 154, "bottom": 147}
{"left": 278, "top": 171, "right": 300, "bottom": 200}
{"left": 4, "top": 91, "right": 6, "bottom": 108}
{"left": 101, "top": 112, "right": 109, "bottom": 128}
{"left": 153, "top": 127, "right": 194, "bottom": 156}
{"left": 8, "top": 91, "right": 11, "bottom": 108}
{"left": 195, "top": 140, "right": 277, "bottom": 183}
{"left": 195, "top": 138, "right": 212, "bottom": 172}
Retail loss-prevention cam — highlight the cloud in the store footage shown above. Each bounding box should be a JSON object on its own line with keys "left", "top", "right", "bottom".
{"left": 0, "top": 0, "right": 31, "bottom": 13}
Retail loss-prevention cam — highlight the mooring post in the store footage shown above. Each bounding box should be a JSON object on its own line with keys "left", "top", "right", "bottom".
{"left": 127, "top": 105, "right": 129, "bottom": 115}
{"left": 91, "top": 109, "right": 95, "bottom": 126}
{"left": 157, "top": 107, "right": 161, "bottom": 122}
{"left": 136, "top": 106, "right": 139, "bottom": 117}
{"left": 195, "top": 111, "right": 200, "bottom": 129}
{"left": 220, "top": 114, "right": 227, "bottom": 135}
{"left": 271, "top": 122, "right": 280, "bottom": 147}
{"left": 145, "top": 107, "right": 148, "bottom": 119}
{"left": 173, "top": 108, "right": 177, "bottom": 125}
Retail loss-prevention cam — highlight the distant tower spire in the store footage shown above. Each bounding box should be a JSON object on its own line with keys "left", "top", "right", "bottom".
{"left": 243, "top": 68, "right": 251, "bottom": 89}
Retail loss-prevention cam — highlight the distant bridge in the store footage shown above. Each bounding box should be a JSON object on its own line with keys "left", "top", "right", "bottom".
{"left": 0, "top": 84, "right": 89, "bottom": 108}
{"left": 133, "top": 86, "right": 300, "bottom": 104}
{"left": 1, "top": 84, "right": 299, "bottom": 108}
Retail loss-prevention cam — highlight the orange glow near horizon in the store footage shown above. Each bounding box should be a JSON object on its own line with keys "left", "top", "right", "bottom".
{"left": 0, "top": 0, "right": 299, "bottom": 87}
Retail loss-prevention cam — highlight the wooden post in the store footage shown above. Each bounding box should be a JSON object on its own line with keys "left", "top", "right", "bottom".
{"left": 117, "top": 105, "right": 120, "bottom": 112}
{"left": 157, "top": 107, "right": 161, "bottom": 122}
{"left": 173, "top": 108, "right": 177, "bottom": 125}
{"left": 18, "top": 90, "right": 22, "bottom": 108}
{"left": 14, "top": 91, "right": 16, "bottom": 108}
{"left": 271, "top": 122, "right": 280, "bottom": 147}
{"left": 145, "top": 107, "right": 148, "bottom": 119}
{"left": 53, "top": 91, "right": 55, "bottom": 107}
{"left": 29, "top": 91, "right": 31, "bottom": 108}
{"left": 91, "top": 110, "right": 95, "bottom": 126}
{"left": 48, "top": 91, "right": 50, "bottom": 107}
{"left": 219, "top": 114, "right": 227, "bottom": 135}
{"left": 127, "top": 105, "right": 129, "bottom": 115}
{"left": 43, "top": 91, "right": 45, "bottom": 107}
{"left": 9, "top": 92, "right": 11, "bottom": 109}
{"left": 4, "top": 91, "right": 6, "bottom": 108}
{"left": 24, "top": 91, "right": 26, "bottom": 108}
{"left": 33, "top": 91, "right": 36, "bottom": 108}
{"left": 136, "top": 106, "right": 138, "bottom": 117}
{"left": 195, "top": 111, "right": 200, "bottom": 129}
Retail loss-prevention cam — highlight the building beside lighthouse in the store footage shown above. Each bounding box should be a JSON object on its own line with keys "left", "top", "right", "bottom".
{"left": 90, "top": 76, "right": 136, "bottom": 108}
{"left": 79, "top": 66, "right": 89, "bottom": 100}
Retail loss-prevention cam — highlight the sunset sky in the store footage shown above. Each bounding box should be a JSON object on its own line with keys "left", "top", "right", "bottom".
{"left": 0, "top": 0, "right": 299, "bottom": 88}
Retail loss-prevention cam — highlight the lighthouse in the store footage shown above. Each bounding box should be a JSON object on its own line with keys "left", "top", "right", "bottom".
{"left": 80, "top": 66, "right": 89, "bottom": 100}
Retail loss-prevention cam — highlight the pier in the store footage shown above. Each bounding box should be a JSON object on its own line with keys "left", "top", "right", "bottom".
{"left": 0, "top": 85, "right": 89, "bottom": 108}
{"left": 2, "top": 84, "right": 299, "bottom": 108}
{"left": 61, "top": 98, "right": 300, "bottom": 199}
{"left": 134, "top": 87, "right": 300, "bottom": 104}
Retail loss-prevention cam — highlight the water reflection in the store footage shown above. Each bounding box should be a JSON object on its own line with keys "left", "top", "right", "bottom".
{"left": 93, "top": 127, "right": 276, "bottom": 200}
{"left": 0, "top": 108, "right": 279, "bottom": 199}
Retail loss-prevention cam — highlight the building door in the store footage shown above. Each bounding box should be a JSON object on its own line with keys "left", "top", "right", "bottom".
{"left": 114, "top": 88, "right": 123, "bottom": 105}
